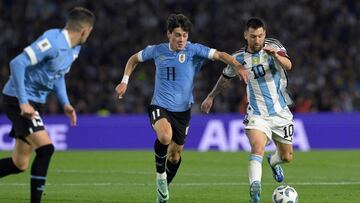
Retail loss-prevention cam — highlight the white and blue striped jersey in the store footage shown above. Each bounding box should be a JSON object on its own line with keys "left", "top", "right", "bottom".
{"left": 223, "top": 38, "right": 292, "bottom": 116}
{"left": 3, "top": 29, "right": 80, "bottom": 105}
{"left": 138, "top": 42, "right": 216, "bottom": 112}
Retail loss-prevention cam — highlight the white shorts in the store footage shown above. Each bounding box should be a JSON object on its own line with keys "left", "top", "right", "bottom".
{"left": 244, "top": 107, "right": 294, "bottom": 145}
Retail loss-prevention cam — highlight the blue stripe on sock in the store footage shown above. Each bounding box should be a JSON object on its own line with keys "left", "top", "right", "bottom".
{"left": 155, "top": 153, "right": 167, "bottom": 158}
{"left": 249, "top": 154, "right": 263, "bottom": 164}
{"left": 31, "top": 175, "right": 46, "bottom": 180}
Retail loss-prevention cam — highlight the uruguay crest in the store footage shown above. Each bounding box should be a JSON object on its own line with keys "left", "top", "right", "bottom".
{"left": 179, "top": 53, "right": 186, "bottom": 63}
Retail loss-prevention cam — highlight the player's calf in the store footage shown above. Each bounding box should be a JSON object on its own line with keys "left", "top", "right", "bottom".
{"left": 0, "top": 157, "right": 24, "bottom": 177}
{"left": 31, "top": 144, "right": 55, "bottom": 203}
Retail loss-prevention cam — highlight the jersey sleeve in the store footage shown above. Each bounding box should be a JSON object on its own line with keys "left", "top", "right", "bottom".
{"left": 137, "top": 45, "right": 157, "bottom": 62}
{"left": 192, "top": 43, "right": 216, "bottom": 60}
{"left": 265, "top": 38, "right": 289, "bottom": 58}
{"left": 53, "top": 76, "right": 70, "bottom": 106}
{"left": 222, "top": 65, "right": 238, "bottom": 78}
{"left": 9, "top": 53, "right": 33, "bottom": 104}
{"left": 23, "top": 33, "right": 57, "bottom": 65}
{"left": 222, "top": 53, "right": 243, "bottom": 79}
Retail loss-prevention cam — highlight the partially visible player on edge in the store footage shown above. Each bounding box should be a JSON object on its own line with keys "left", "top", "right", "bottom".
{"left": 115, "top": 13, "right": 248, "bottom": 203}
{"left": 201, "top": 17, "right": 294, "bottom": 203}
{"left": 0, "top": 7, "right": 95, "bottom": 203}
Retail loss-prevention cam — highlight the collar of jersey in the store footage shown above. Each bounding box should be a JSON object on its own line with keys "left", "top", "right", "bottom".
{"left": 245, "top": 45, "right": 264, "bottom": 54}
{"left": 168, "top": 43, "right": 187, "bottom": 52}
{"left": 62, "top": 29, "right": 72, "bottom": 48}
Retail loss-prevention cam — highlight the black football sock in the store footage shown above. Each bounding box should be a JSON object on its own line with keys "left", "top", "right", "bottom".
{"left": 0, "top": 157, "right": 23, "bottom": 177}
{"left": 166, "top": 157, "right": 181, "bottom": 184}
{"left": 30, "top": 144, "right": 54, "bottom": 203}
{"left": 154, "top": 139, "right": 168, "bottom": 174}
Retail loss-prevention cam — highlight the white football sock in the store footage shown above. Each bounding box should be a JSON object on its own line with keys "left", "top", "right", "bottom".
{"left": 270, "top": 150, "right": 281, "bottom": 166}
{"left": 157, "top": 172, "right": 166, "bottom": 179}
{"left": 249, "top": 154, "right": 263, "bottom": 184}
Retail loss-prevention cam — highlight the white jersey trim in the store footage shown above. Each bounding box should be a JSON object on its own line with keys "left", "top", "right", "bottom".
{"left": 137, "top": 50, "right": 143, "bottom": 62}
{"left": 208, "top": 48, "right": 216, "bottom": 60}
{"left": 62, "top": 29, "right": 72, "bottom": 48}
{"left": 24, "top": 46, "right": 37, "bottom": 65}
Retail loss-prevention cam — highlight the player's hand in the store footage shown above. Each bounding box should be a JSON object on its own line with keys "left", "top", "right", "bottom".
{"left": 235, "top": 65, "right": 248, "bottom": 84}
{"left": 263, "top": 46, "right": 277, "bottom": 56}
{"left": 20, "top": 103, "right": 36, "bottom": 119}
{"left": 201, "top": 96, "right": 214, "bottom": 114}
{"left": 115, "top": 83, "right": 127, "bottom": 99}
{"left": 64, "top": 104, "right": 77, "bottom": 126}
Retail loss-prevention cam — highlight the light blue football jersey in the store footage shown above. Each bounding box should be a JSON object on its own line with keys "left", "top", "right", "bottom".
{"left": 3, "top": 29, "right": 81, "bottom": 105}
{"left": 138, "top": 42, "right": 215, "bottom": 112}
{"left": 223, "top": 38, "right": 292, "bottom": 116}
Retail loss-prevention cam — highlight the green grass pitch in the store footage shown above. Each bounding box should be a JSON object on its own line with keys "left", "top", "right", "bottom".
{"left": 0, "top": 150, "right": 359, "bottom": 202}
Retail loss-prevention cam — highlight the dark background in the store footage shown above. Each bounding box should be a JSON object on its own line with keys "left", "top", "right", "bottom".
{"left": 1, "top": 0, "right": 359, "bottom": 115}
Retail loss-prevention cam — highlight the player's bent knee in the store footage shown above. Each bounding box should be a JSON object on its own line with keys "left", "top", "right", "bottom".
{"left": 157, "top": 135, "right": 172, "bottom": 145}
{"left": 12, "top": 157, "right": 30, "bottom": 172}
{"left": 167, "top": 153, "right": 180, "bottom": 163}
{"left": 12, "top": 155, "right": 31, "bottom": 171}
{"left": 35, "top": 144, "right": 55, "bottom": 158}
{"left": 13, "top": 160, "right": 29, "bottom": 171}
{"left": 251, "top": 145, "right": 265, "bottom": 156}
{"left": 281, "top": 152, "right": 293, "bottom": 163}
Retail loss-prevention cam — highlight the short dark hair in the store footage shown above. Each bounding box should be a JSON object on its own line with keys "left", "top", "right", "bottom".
{"left": 167, "top": 14, "right": 192, "bottom": 33}
{"left": 246, "top": 17, "right": 266, "bottom": 30}
{"left": 66, "top": 7, "right": 95, "bottom": 31}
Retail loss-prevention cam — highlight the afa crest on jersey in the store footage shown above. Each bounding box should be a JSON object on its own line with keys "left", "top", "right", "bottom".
{"left": 252, "top": 56, "right": 260, "bottom": 65}
{"left": 178, "top": 53, "right": 186, "bottom": 63}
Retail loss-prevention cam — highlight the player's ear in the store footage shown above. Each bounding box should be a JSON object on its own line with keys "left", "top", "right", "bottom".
{"left": 167, "top": 31, "right": 171, "bottom": 39}
{"left": 243, "top": 31, "right": 248, "bottom": 40}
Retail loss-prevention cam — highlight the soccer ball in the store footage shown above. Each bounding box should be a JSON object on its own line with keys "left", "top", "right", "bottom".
{"left": 272, "top": 185, "right": 298, "bottom": 203}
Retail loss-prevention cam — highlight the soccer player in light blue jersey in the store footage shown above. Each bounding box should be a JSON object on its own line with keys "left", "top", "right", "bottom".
{"left": 201, "top": 17, "right": 294, "bottom": 203}
{"left": 0, "top": 7, "right": 94, "bottom": 203}
{"left": 115, "top": 14, "right": 248, "bottom": 203}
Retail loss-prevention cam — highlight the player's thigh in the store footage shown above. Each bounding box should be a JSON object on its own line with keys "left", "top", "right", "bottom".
{"left": 245, "top": 129, "right": 268, "bottom": 155}
{"left": 153, "top": 118, "right": 172, "bottom": 144}
{"left": 148, "top": 105, "right": 173, "bottom": 139}
{"left": 270, "top": 111, "right": 294, "bottom": 162}
{"left": 27, "top": 130, "right": 52, "bottom": 149}
{"left": 270, "top": 113, "right": 294, "bottom": 145}
{"left": 167, "top": 141, "right": 184, "bottom": 162}
{"left": 169, "top": 109, "right": 191, "bottom": 146}
{"left": 12, "top": 139, "right": 33, "bottom": 170}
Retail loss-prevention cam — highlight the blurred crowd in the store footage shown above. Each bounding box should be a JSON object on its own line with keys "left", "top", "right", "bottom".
{"left": 1, "top": 0, "right": 359, "bottom": 115}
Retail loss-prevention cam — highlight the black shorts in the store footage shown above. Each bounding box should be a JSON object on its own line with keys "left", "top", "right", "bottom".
{"left": 2, "top": 94, "right": 45, "bottom": 142}
{"left": 148, "top": 105, "right": 191, "bottom": 145}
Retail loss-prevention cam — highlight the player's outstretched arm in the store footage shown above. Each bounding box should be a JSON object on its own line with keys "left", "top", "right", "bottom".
{"left": 115, "top": 53, "right": 141, "bottom": 99}
{"left": 201, "top": 75, "right": 231, "bottom": 114}
{"left": 212, "top": 51, "right": 248, "bottom": 84}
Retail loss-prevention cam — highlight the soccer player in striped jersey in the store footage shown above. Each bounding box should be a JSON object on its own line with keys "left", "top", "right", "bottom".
{"left": 201, "top": 17, "right": 294, "bottom": 203}
{"left": 116, "top": 14, "right": 248, "bottom": 203}
{"left": 0, "top": 7, "right": 94, "bottom": 203}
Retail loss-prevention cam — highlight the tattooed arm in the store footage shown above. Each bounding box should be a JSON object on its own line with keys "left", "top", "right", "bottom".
{"left": 201, "top": 75, "right": 232, "bottom": 113}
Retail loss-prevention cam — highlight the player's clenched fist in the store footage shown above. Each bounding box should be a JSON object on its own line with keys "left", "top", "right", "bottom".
{"left": 201, "top": 96, "right": 214, "bottom": 114}
{"left": 115, "top": 83, "right": 127, "bottom": 99}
